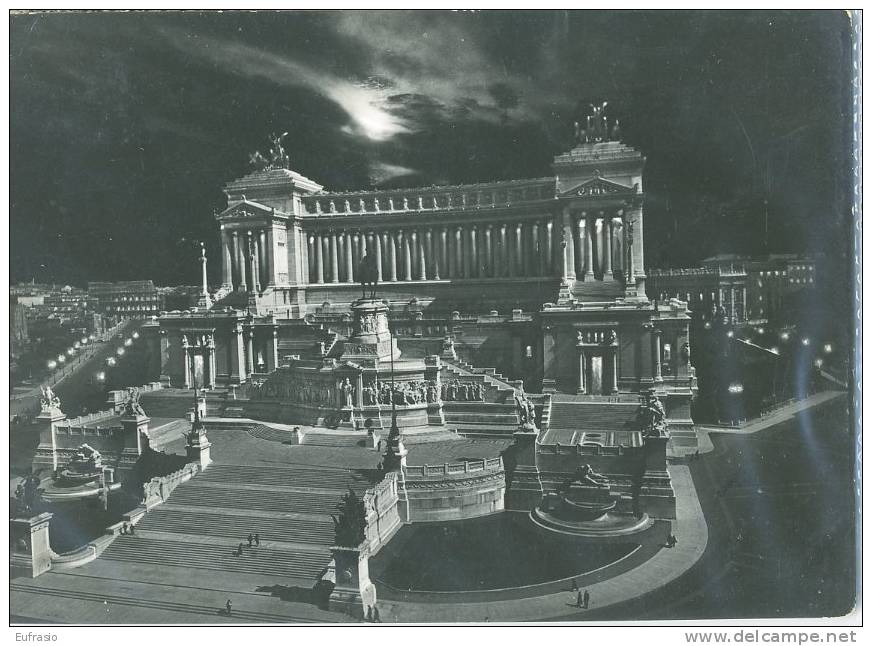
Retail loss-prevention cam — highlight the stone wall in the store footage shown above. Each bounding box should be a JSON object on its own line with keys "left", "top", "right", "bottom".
{"left": 363, "top": 471, "right": 403, "bottom": 555}
{"left": 141, "top": 462, "right": 201, "bottom": 509}
{"left": 404, "top": 457, "right": 506, "bottom": 522}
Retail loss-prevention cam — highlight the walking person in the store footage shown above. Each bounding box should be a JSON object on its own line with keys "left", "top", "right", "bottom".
{"left": 372, "top": 605, "right": 381, "bottom": 623}
{"left": 583, "top": 590, "right": 590, "bottom": 609}
{"left": 254, "top": 533, "right": 260, "bottom": 547}
{"left": 225, "top": 599, "right": 232, "bottom": 616}
{"left": 247, "top": 533, "right": 253, "bottom": 548}
{"left": 576, "top": 589, "right": 584, "bottom": 608}
{"left": 128, "top": 523, "right": 135, "bottom": 536}
{"left": 236, "top": 542, "right": 244, "bottom": 557}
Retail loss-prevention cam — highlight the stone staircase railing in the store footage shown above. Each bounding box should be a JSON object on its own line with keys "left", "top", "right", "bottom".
{"left": 441, "top": 357, "right": 520, "bottom": 401}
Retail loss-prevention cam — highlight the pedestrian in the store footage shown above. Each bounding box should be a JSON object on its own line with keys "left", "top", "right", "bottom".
{"left": 583, "top": 590, "right": 590, "bottom": 609}
{"left": 128, "top": 523, "right": 135, "bottom": 536}
{"left": 570, "top": 578, "right": 579, "bottom": 592}
{"left": 236, "top": 542, "right": 244, "bottom": 557}
{"left": 670, "top": 534, "right": 678, "bottom": 548}
{"left": 373, "top": 605, "right": 381, "bottom": 623}
{"left": 576, "top": 590, "right": 583, "bottom": 608}
{"left": 254, "top": 533, "right": 260, "bottom": 547}
{"left": 225, "top": 599, "right": 232, "bottom": 616}
{"left": 247, "top": 533, "right": 253, "bottom": 547}
{"left": 366, "top": 606, "right": 373, "bottom": 622}
{"left": 120, "top": 524, "right": 126, "bottom": 535}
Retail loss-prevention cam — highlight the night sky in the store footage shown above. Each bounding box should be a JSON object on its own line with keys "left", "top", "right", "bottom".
{"left": 10, "top": 10, "right": 855, "bottom": 296}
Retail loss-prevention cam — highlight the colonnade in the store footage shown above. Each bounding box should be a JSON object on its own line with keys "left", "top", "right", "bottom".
{"left": 303, "top": 211, "right": 630, "bottom": 285}
{"left": 560, "top": 209, "right": 632, "bottom": 282}
{"left": 222, "top": 228, "right": 273, "bottom": 292}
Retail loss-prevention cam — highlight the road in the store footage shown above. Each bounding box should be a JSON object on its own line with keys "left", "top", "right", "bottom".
{"left": 583, "top": 395, "right": 856, "bottom": 620}
{"left": 10, "top": 322, "right": 154, "bottom": 478}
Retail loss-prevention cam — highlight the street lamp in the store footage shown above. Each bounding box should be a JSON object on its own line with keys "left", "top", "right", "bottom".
{"left": 801, "top": 338, "right": 810, "bottom": 346}
{"left": 47, "top": 360, "right": 57, "bottom": 370}
{"left": 116, "top": 347, "right": 125, "bottom": 356}
{"left": 756, "top": 327, "right": 765, "bottom": 335}
{"left": 124, "top": 338, "right": 133, "bottom": 347}
{"left": 57, "top": 354, "right": 66, "bottom": 364}
{"left": 106, "top": 357, "right": 117, "bottom": 367}
{"left": 132, "top": 331, "right": 140, "bottom": 339}
{"left": 726, "top": 330, "right": 734, "bottom": 338}
{"left": 780, "top": 332, "right": 790, "bottom": 341}
{"left": 814, "top": 358, "right": 824, "bottom": 369}
{"left": 95, "top": 371, "right": 106, "bottom": 382}
{"left": 823, "top": 343, "right": 833, "bottom": 354}
{"left": 728, "top": 382, "right": 744, "bottom": 394}
{"left": 770, "top": 347, "right": 780, "bottom": 355}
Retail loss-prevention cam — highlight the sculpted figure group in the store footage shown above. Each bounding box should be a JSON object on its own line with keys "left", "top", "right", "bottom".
{"left": 514, "top": 390, "right": 537, "bottom": 427}
{"left": 441, "top": 379, "right": 486, "bottom": 402}
{"left": 39, "top": 385, "right": 61, "bottom": 412}
{"left": 366, "top": 379, "right": 437, "bottom": 407}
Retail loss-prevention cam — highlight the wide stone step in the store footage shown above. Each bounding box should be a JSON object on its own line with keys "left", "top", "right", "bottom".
{"left": 301, "top": 433, "right": 364, "bottom": 448}
{"left": 140, "top": 508, "right": 334, "bottom": 545}
{"left": 170, "top": 484, "right": 345, "bottom": 515}
{"left": 196, "top": 463, "right": 374, "bottom": 491}
{"left": 101, "top": 536, "right": 328, "bottom": 580}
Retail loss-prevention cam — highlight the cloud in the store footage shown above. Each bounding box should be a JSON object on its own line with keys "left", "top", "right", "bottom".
{"left": 156, "top": 25, "right": 410, "bottom": 143}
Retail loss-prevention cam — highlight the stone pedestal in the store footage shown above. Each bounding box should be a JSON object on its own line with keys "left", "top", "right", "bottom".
{"left": 341, "top": 299, "right": 400, "bottom": 365}
{"left": 328, "top": 545, "right": 377, "bottom": 619}
{"left": 120, "top": 413, "right": 150, "bottom": 473}
{"left": 504, "top": 428, "right": 544, "bottom": 511}
{"left": 33, "top": 406, "right": 67, "bottom": 472}
{"left": 10, "top": 512, "right": 53, "bottom": 578}
{"left": 186, "top": 422, "right": 213, "bottom": 470}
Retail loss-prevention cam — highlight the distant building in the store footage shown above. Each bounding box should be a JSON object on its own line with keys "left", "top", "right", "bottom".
{"left": 156, "top": 285, "right": 202, "bottom": 312}
{"left": 648, "top": 254, "right": 818, "bottom": 325}
{"left": 88, "top": 280, "right": 161, "bottom": 318}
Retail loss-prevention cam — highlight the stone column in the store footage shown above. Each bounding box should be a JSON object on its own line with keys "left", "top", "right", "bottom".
{"left": 272, "top": 328, "right": 280, "bottom": 371}
{"left": 374, "top": 232, "right": 383, "bottom": 282}
{"left": 613, "top": 218, "right": 623, "bottom": 273}
{"left": 611, "top": 349, "right": 619, "bottom": 393}
{"left": 345, "top": 232, "right": 355, "bottom": 283}
{"left": 440, "top": 228, "right": 449, "bottom": 278}
{"left": 236, "top": 231, "right": 247, "bottom": 291}
{"left": 484, "top": 225, "right": 493, "bottom": 278}
{"left": 531, "top": 221, "right": 540, "bottom": 276}
{"left": 576, "top": 216, "right": 586, "bottom": 278}
{"left": 454, "top": 227, "right": 464, "bottom": 278}
{"left": 545, "top": 220, "right": 554, "bottom": 276}
{"left": 429, "top": 229, "right": 439, "bottom": 280}
{"left": 221, "top": 229, "right": 233, "bottom": 287}
{"left": 235, "top": 324, "right": 246, "bottom": 382}
{"left": 469, "top": 226, "right": 478, "bottom": 278}
{"left": 499, "top": 224, "right": 508, "bottom": 277}
{"left": 258, "top": 229, "right": 267, "bottom": 287}
{"left": 603, "top": 212, "right": 613, "bottom": 279}
{"left": 562, "top": 207, "right": 576, "bottom": 281}
{"left": 584, "top": 214, "right": 595, "bottom": 280}
{"left": 246, "top": 328, "right": 255, "bottom": 376}
{"left": 182, "top": 336, "right": 191, "bottom": 388}
{"left": 515, "top": 222, "right": 525, "bottom": 276}
{"left": 359, "top": 231, "right": 368, "bottom": 260}
{"left": 409, "top": 230, "right": 419, "bottom": 279}
{"left": 330, "top": 232, "right": 339, "bottom": 283}
{"left": 416, "top": 230, "right": 427, "bottom": 280}
{"left": 208, "top": 341, "right": 217, "bottom": 388}
{"left": 250, "top": 231, "right": 261, "bottom": 292}
{"left": 624, "top": 215, "right": 635, "bottom": 288}
{"left": 388, "top": 231, "right": 398, "bottom": 282}
{"left": 314, "top": 233, "right": 324, "bottom": 284}
{"left": 577, "top": 349, "right": 586, "bottom": 394}
{"left": 741, "top": 286, "right": 747, "bottom": 321}
{"left": 402, "top": 230, "right": 412, "bottom": 281}
{"left": 653, "top": 328, "right": 663, "bottom": 381}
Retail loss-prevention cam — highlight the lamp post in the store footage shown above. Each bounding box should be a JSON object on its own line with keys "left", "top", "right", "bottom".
{"left": 382, "top": 322, "right": 404, "bottom": 472}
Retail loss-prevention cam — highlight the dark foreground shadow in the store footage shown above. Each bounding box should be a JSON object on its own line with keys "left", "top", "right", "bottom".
{"left": 256, "top": 582, "right": 335, "bottom": 610}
